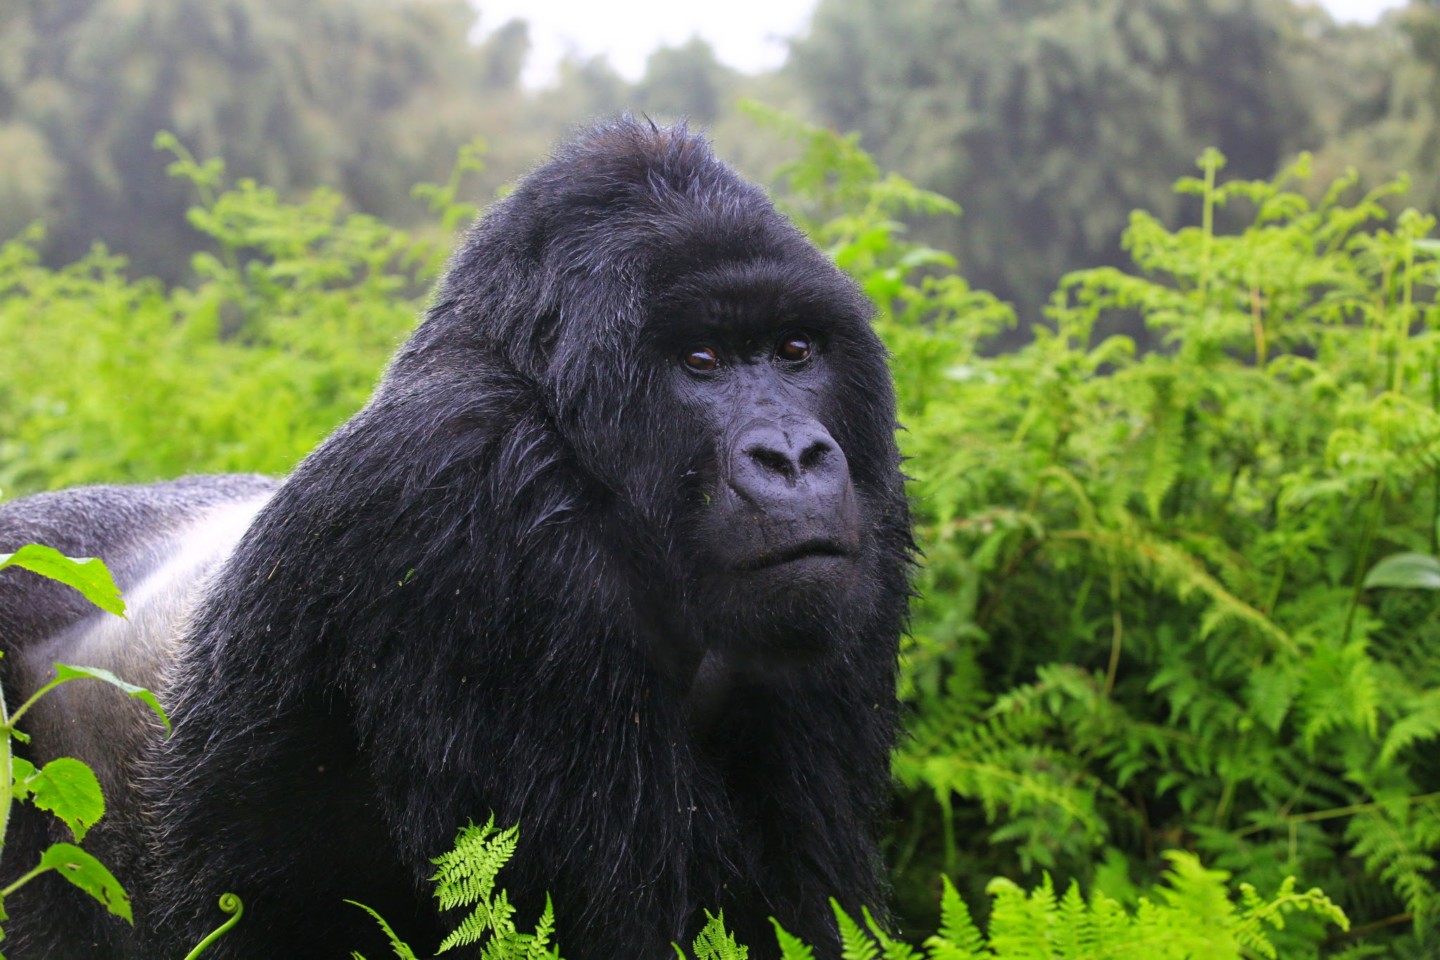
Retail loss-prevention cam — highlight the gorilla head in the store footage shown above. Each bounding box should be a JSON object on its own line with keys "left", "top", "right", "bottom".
{"left": 413, "top": 125, "right": 905, "bottom": 675}
{"left": 0, "top": 121, "right": 912, "bottom": 960}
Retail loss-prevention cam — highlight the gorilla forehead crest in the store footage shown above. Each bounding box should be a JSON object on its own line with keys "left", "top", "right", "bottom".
{"left": 434, "top": 122, "right": 859, "bottom": 372}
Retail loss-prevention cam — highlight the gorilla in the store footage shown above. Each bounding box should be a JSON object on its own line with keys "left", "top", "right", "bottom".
{"left": 0, "top": 120, "right": 912, "bottom": 959}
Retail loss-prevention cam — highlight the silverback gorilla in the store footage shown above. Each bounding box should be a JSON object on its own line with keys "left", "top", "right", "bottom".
{"left": 0, "top": 121, "right": 912, "bottom": 958}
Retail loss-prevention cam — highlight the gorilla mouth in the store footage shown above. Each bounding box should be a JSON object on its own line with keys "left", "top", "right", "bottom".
{"left": 739, "top": 539, "right": 853, "bottom": 571}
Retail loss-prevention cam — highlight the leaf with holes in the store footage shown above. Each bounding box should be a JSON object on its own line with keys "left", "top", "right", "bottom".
{"left": 36, "top": 843, "right": 132, "bottom": 922}
{"left": 25, "top": 757, "right": 105, "bottom": 843}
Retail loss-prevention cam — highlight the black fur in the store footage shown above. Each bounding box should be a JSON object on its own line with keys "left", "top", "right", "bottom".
{"left": 0, "top": 121, "right": 912, "bottom": 958}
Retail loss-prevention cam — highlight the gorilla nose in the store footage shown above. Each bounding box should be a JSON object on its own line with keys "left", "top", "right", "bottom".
{"left": 732, "top": 420, "right": 850, "bottom": 506}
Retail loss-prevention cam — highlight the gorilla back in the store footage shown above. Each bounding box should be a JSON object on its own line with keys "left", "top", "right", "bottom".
{"left": 0, "top": 121, "right": 912, "bottom": 959}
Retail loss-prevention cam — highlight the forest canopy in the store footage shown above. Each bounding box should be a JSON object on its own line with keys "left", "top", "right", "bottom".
{"left": 2, "top": 0, "right": 1437, "bottom": 311}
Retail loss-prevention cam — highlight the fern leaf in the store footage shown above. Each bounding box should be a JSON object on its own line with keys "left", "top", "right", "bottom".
{"left": 982, "top": 876, "right": 1053, "bottom": 958}
{"left": 345, "top": 900, "right": 419, "bottom": 960}
{"left": 1140, "top": 377, "right": 1185, "bottom": 521}
{"left": 830, "top": 899, "right": 879, "bottom": 960}
{"left": 1380, "top": 688, "right": 1440, "bottom": 764}
{"left": 859, "top": 906, "right": 922, "bottom": 960}
{"left": 770, "top": 919, "right": 816, "bottom": 960}
{"left": 924, "top": 876, "right": 989, "bottom": 960}
{"left": 684, "top": 911, "right": 749, "bottom": 960}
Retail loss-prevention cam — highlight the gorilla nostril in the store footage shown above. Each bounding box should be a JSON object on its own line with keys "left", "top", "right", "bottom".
{"left": 799, "top": 440, "right": 831, "bottom": 472}
{"left": 747, "top": 445, "right": 797, "bottom": 479}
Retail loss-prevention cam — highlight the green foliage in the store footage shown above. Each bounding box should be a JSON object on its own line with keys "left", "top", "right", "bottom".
{"left": 0, "top": 137, "right": 455, "bottom": 495}
{"left": 680, "top": 913, "right": 749, "bottom": 960}
{"left": 0, "top": 545, "right": 123, "bottom": 616}
{"left": 0, "top": 550, "right": 182, "bottom": 952}
{"left": 12, "top": 757, "right": 104, "bottom": 844}
{"left": 353, "top": 817, "right": 561, "bottom": 960}
{"left": 0, "top": 0, "right": 528, "bottom": 280}
{"left": 779, "top": 125, "right": 1440, "bottom": 954}
{"left": 16, "top": 843, "right": 131, "bottom": 924}
{"left": 702, "top": 848, "right": 1328, "bottom": 959}
{"left": 790, "top": 0, "right": 1319, "bottom": 318}
{"left": 829, "top": 853, "right": 1348, "bottom": 960}
{"left": 381, "top": 819, "right": 1341, "bottom": 959}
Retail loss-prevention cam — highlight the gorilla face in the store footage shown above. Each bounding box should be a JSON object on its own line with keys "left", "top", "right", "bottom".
{"left": 638, "top": 257, "right": 892, "bottom": 669}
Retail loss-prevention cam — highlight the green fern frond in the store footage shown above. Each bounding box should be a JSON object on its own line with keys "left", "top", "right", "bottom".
{"left": 1380, "top": 688, "right": 1440, "bottom": 764}
{"left": 1139, "top": 377, "right": 1185, "bottom": 521}
{"left": 925, "top": 876, "right": 990, "bottom": 960}
{"left": 1070, "top": 520, "right": 1294, "bottom": 653}
{"left": 1347, "top": 806, "right": 1440, "bottom": 932}
{"left": 345, "top": 899, "right": 420, "bottom": 960}
{"left": 831, "top": 899, "right": 880, "bottom": 960}
{"left": 769, "top": 919, "right": 817, "bottom": 960}
{"left": 682, "top": 911, "right": 749, "bottom": 960}
{"left": 859, "top": 906, "right": 922, "bottom": 960}
{"left": 432, "top": 814, "right": 519, "bottom": 913}
{"left": 982, "top": 876, "right": 1055, "bottom": 959}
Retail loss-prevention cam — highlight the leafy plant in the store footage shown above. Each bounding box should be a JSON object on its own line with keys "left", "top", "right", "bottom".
{"left": 351, "top": 817, "right": 561, "bottom": 960}
{"left": 0, "top": 135, "right": 473, "bottom": 495}
{"left": 0, "top": 548, "right": 159, "bottom": 947}
{"left": 0, "top": 546, "right": 242, "bottom": 957}
{"left": 807, "top": 852, "right": 1345, "bottom": 960}
{"left": 789, "top": 132, "right": 1440, "bottom": 954}
{"left": 362, "top": 818, "right": 1345, "bottom": 959}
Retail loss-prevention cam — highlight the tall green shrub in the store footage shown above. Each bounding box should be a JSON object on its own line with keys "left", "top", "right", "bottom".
{"left": 0, "top": 138, "right": 450, "bottom": 494}
{"left": 810, "top": 135, "right": 1440, "bottom": 955}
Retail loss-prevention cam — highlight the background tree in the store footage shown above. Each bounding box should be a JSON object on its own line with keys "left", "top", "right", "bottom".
{"left": 1308, "top": 1, "right": 1440, "bottom": 214}
{"left": 788, "top": 0, "right": 1316, "bottom": 321}
{"left": 633, "top": 38, "right": 735, "bottom": 124}
{"left": 0, "top": 0, "right": 525, "bottom": 281}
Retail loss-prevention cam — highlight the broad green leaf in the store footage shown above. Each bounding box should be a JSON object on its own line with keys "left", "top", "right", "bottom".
{"left": 0, "top": 546, "right": 125, "bottom": 617}
{"left": 26, "top": 757, "right": 105, "bottom": 842}
{"left": 1362, "top": 552, "right": 1440, "bottom": 591}
{"left": 53, "top": 664, "right": 171, "bottom": 736}
{"left": 36, "top": 843, "right": 132, "bottom": 922}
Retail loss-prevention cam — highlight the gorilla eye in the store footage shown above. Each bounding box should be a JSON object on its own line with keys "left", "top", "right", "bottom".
{"left": 682, "top": 346, "right": 721, "bottom": 373}
{"left": 775, "top": 333, "right": 814, "bottom": 365}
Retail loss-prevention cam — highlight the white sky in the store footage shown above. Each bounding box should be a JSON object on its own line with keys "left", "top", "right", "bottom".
{"left": 471, "top": 0, "right": 1412, "bottom": 87}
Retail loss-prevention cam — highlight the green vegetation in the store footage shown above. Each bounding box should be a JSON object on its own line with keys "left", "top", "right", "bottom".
{"left": 4, "top": 0, "right": 1439, "bottom": 317}
{"left": 359, "top": 816, "right": 1346, "bottom": 959}
{"left": 0, "top": 137, "right": 444, "bottom": 492}
{"left": 0, "top": 549, "right": 242, "bottom": 956}
{"left": 0, "top": 550, "right": 164, "bottom": 947}
{"left": 785, "top": 126, "right": 1440, "bottom": 955}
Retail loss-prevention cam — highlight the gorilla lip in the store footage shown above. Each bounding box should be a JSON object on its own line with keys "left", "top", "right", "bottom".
{"left": 739, "top": 539, "right": 852, "bottom": 571}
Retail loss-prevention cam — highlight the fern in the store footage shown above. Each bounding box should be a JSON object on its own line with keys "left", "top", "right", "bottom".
{"left": 761, "top": 854, "right": 1344, "bottom": 959}
{"left": 925, "top": 877, "right": 990, "bottom": 960}
{"left": 346, "top": 900, "right": 419, "bottom": 960}
{"left": 351, "top": 816, "right": 561, "bottom": 960}
{"left": 679, "top": 912, "right": 749, "bottom": 960}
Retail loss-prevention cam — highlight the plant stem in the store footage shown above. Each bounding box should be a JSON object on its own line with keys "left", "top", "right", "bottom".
{"left": 0, "top": 686, "right": 11, "bottom": 868}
